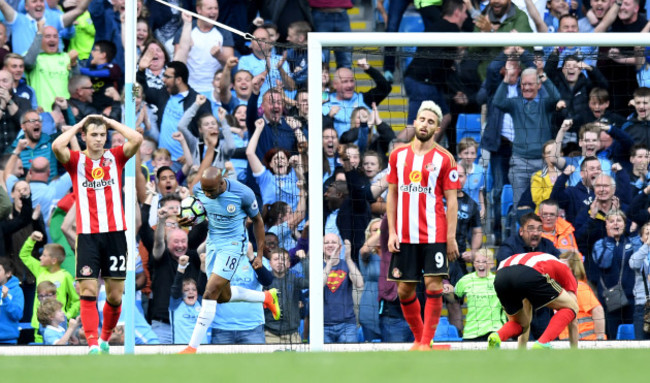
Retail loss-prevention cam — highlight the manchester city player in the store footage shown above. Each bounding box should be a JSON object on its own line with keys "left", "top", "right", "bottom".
{"left": 179, "top": 140, "right": 280, "bottom": 353}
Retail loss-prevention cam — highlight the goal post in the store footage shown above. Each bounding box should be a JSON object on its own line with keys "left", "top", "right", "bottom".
{"left": 307, "top": 31, "right": 650, "bottom": 352}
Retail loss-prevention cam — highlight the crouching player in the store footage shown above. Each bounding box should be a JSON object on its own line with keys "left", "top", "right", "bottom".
{"left": 488, "top": 252, "right": 579, "bottom": 349}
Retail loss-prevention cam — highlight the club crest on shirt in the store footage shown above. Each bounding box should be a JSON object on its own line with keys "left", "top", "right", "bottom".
{"left": 101, "top": 158, "right": 113, "bottom": 168}
{"left": 392, "top": 267, "right": 402, "bottom": 279}
{"left": 80, "top": 266, "right": 93, "bottom": 276}
{"left": 251, "top": 200, "right": 258, "bottom": 210}
{"left": 425, "top": 163, "right": 438, "bottom": 173}
{"left": 227, "top": 204, "right": 236, "bottom": 213}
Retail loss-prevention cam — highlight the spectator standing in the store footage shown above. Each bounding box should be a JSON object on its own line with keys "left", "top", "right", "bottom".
{"left": 493, "top": 67, "right": 561, "bottom": 208}
{"left": 173, "top": 1, "right": 234, "bottom": 93}
{"left": 629, "top": 223, "right": 650, "bottom": 339}
{"left": 159, "top": 61, "right": 212, "bottom": 161}
{"left": 323, "top": 234, "right": 363, "bottom": 343}
{"left": 264, "top": 248, "right": 309, "bottom": 344}
{"left": 4, "top": 53, "right": 38, "bottom": 110}
{"left": 539, "top": 199, "right": 581, "bottom": 254}
{"left": 402, "top": 0, "right": 468, "bottom": 141}
{"left": 0, "top": 258, "right": 24, "bottom": 344}
{"left": 0, "top": 69, "right": 30, "bottom": 155}
{"left": 309, "top": 0, "right": 353, "bottom": 68}
{"left": 24, "top": 25, "right": 79, "bottom": 113}
{"left": 18, "top": 231, "right": 79, "bottom": 343}
{"left": 591, "top": 210, "right": 639, "bottom": 339}
{"left": 558, "top": 251, "right": 607, "bottom": 341}
{"left": 453, "top": 249, "right": 505, "bottom": 341}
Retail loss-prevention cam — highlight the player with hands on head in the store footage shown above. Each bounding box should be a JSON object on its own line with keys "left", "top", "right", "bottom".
{"left": 51, "top": 114, "right": 143, "bottom": 354}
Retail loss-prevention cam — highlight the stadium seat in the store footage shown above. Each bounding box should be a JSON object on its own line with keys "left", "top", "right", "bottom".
{"left": 456, "top": 114, "right": 482, "bottom": 144}
{"left": 433, "top": 317, "right": 462, "bottom": 342}
{"left": 616, "top": 324, "right": 635, "bottom": 340}
{"left": 358, "top": 326, "right": 365, "bottom": 342}
{"left": 501, "top": 184, "right": 513, "bottom": 218}
{"left": 398, "top": 11, "right": 424, "bottom": 75}
{"left": 501, "top": 184, "right": 515, "bottom": 240}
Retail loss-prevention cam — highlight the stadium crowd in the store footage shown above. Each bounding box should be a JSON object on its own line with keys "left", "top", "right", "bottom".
{"left": 1, "top": 0, "right": 650, "bottom": 347}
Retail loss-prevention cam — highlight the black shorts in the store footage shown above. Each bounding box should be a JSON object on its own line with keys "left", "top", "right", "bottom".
{"left": 493, "top": 265, "right": 563, "bottom": 315}
{"left": 387, "top": 243, "right": 448, "bottom": 282}
{"left": 76, "top": 231, "right": 128, "bottom": 280}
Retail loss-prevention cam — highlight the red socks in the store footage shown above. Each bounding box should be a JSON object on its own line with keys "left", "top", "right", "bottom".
{"left": 538, "top": 308, "right": 576, "bottom": 344}
{"left": 100, "top": 300, "right": 122, "bottom": 342}
{"left": 400, "top": 293, "right": 423, "bottom": 342}
{"left": 498, "top": 320, "right": 523, "bottom": 341}
{"left": 80, "top": 296, "right": 99, "bottom": 347}
{"left": 420, "top": 289, "right": 443, "bottom": 346}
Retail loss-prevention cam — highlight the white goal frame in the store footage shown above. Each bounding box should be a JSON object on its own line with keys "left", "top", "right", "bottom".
{"left": 307, "top": 32, "right": 650, "bottom": 351}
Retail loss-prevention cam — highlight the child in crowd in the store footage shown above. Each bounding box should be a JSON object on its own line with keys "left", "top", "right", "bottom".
{"left": 37, "top": 298, "right": 80, "bottom": 345}
{"left": 286, "top": 21, "right": 311, "bottom": 87}
{"left": 169, "top": 255, "right": 208, "bottom": 345}
{"left": 146, "top": 146, "right": 192, "bottom": 185}
{"left": 0, "top": 258, "right": 24, "bottom": 344}
{"left": 19, "top": 231, "right": 79, "bottom": 342}
{"left": 457, "top": 137, "right": 486, "bottom": 219}
{"left": 452, "top": 249, "right": 505, "bottom": 341}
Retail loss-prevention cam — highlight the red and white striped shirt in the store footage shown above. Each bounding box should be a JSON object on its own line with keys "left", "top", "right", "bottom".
{"left": 64, "top": 147, "right": 128, "bottom": 234}
{"left": 499, "top": 252, "right": 578, "bottom": 293}
{"left": 387, "top": 144, "right": 459, "bottom": 244}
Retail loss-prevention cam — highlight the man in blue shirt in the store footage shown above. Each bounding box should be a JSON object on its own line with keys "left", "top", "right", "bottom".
{"left": 178, "top": 140, "right": 280, "bottom": 354}
{"left": 0, "top": 0, "right": 90, "bottom": 55}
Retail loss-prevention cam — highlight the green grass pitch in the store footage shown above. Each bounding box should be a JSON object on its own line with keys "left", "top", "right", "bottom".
{"left": 2, "top": 349, "right": 648, "bottom": 383}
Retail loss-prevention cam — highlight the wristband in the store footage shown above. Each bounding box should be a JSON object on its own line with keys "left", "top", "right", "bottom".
{"left": 177, "top": 263, "right": 189, "bottom": 270}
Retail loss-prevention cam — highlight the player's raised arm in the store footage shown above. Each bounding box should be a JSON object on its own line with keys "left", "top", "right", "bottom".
{"left": 102, "top": 116, "right": 143, "bottom": 158}
{"left": 52, "top": 115, "right": 91, "bottom": 164}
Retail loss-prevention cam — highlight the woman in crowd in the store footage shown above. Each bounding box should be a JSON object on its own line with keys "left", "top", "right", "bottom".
{"left": 358, "top": 218, "right": 382, "bottom": 341}
{"left": 531, "top": 140, "right": 562, "bottom": 212}
{"left": 559, "top": 251, "right": 607, "bottom": 340}
{"left": 592, "top": 211, "right": 640, "bottom": 339}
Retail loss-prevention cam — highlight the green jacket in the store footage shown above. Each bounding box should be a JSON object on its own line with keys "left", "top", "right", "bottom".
{"left": 19, "top": 237, "right": 80, "bottom": 334}
{"left": 472, "top": 4, "right": 533, "bottom": 80}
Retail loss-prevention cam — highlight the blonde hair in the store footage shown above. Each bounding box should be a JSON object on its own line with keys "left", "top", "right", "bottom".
{"left": 560, "top": 251, "right": 586, "bottom": 281}
{"left": 473, "top": 248, "right": 494, "bottom": 263}
{"left": 458, "top": 137, "right": 479, "bottom": 154}
{"left": 44, "top": 244, "right": 65, "bottom": 265}
{"left": 416, "top": 101, "right": 442, "bottom": 123}
{"left": 364, "top": 218, "right": 382, "bottom": 240}
{"left": 37, "top": 298, "right": 62, "bottom": 326}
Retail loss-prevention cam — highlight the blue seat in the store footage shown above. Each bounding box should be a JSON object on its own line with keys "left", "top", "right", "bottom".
{"left": 456, "top": 114, "right": 482, "bottom": 144}
{"left": 616, "top": 324, "right": 635, "bottom": 340}
{"left": 357, "top": 326, "right": 365, "bottom": 342}
{"left": 501, "top": 184, "right": 513, "bottom": 218}
{"left": 373, "top": 0, "right": 390, "bottom": 25}
{"left": 433, "top": 316, "right": 462, "bottom": 342}
{"left": 398, "top": 12, "right": 424, "bottom": 74}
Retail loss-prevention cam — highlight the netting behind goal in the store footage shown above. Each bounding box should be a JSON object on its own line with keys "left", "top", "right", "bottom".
{"left": 304, "top": 32, "right": 650, "bottom": 350}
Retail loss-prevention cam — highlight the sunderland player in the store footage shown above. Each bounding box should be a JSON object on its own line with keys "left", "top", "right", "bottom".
{"left": 386, "top": 100, "right": 460, "bottom": 351}
{"left": 178, "top": 136, "right": 280, "bottom": 354}
{"left": 488, "top": 252, "right": 579, "bottom": 349}
{"left": 51, "top": 115, "right": 143, "bottom": 354}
